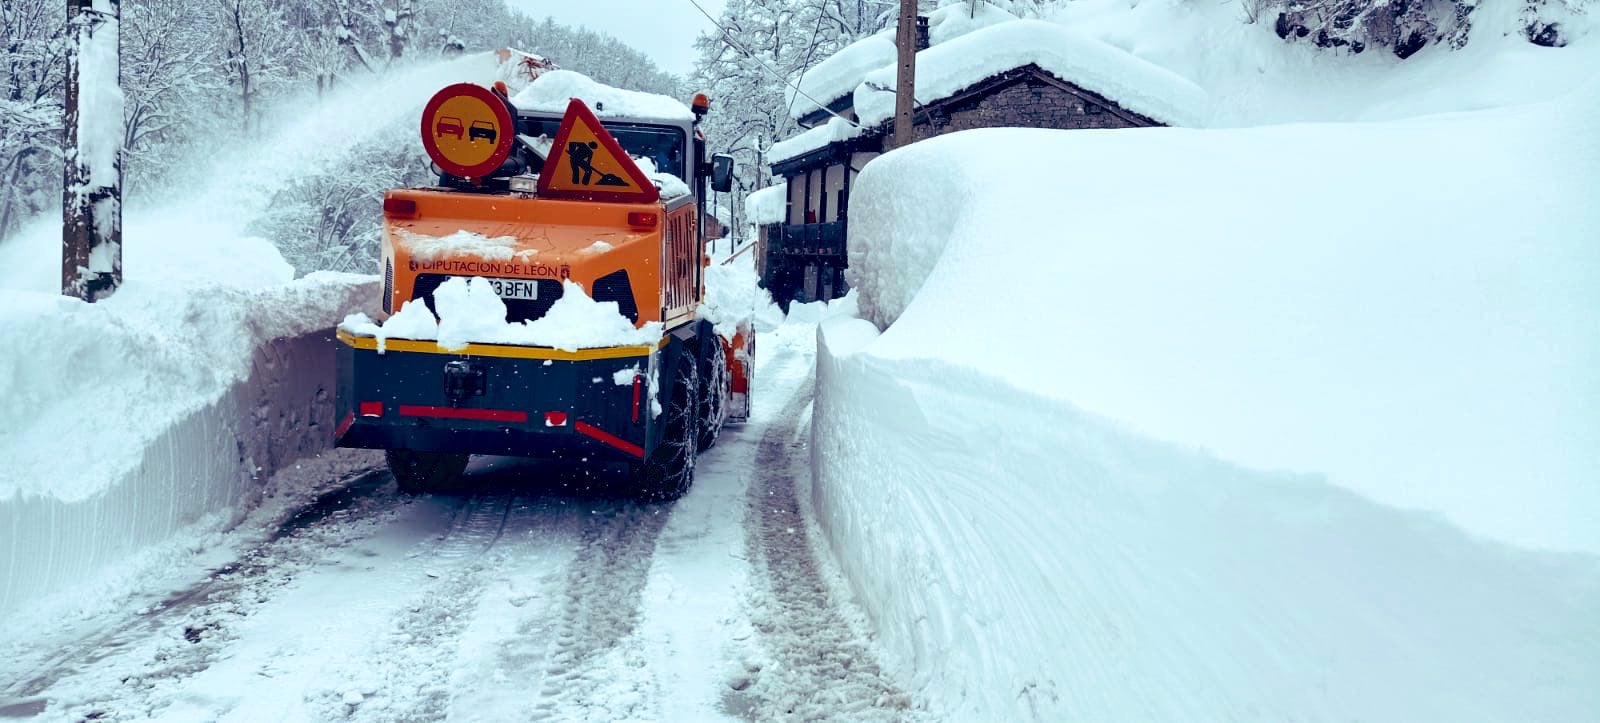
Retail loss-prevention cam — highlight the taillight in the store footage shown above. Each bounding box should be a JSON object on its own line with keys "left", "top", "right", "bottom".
{"left": 544, "top": 411, "right": 569, "bottom": 427}
{"left": 627, "top": 211, "right": 657, "bottom": 229}
{"left": 359, "top": 401, "right": 384, "bottom": 417}
{"left": 383, "top": 197, "right": 418, "bottom": 219}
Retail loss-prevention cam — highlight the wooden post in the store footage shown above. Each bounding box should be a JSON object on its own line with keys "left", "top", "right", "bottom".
{"left": 892, "top": 0, "right": 916, "bottom": 149}
{"left": 63, "top": 0, "right": 123, "bottom": 302}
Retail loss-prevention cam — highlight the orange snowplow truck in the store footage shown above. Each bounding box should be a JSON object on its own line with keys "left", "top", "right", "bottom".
{"left": 335, "top": 81, "right": 751, "bottom": 500}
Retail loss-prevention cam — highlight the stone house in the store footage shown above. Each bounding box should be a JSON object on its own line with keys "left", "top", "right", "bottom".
{"left": 755, "top": 8, "right": 1206, "bottom": 307}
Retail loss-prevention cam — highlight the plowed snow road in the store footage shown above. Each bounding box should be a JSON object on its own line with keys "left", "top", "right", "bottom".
{"left": 0, "top": 325, "right": 914, "bottom": 722}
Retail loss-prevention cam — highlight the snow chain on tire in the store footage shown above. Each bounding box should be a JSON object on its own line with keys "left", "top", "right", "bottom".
{"left": 697, "top": 338, "right": 730, "bottom": 452}
{"left": 635, "top": 354, "right": 697, "bottom": 502}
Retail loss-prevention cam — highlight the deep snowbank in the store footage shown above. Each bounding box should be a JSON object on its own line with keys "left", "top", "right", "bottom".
{"left": 814, "top": 326, "right": 1600, "bottom": 721}
{"left": 847, "top": 86, "right": 1600, "bottom": 555}
{"left": 0, "top": 262, "right": 376, "bottom": 617}
{"left": 815, "top": 78, "right": 1600, "bottom": 721}
{"left": 0, "top": 54, "right": 502, "bottom": 617}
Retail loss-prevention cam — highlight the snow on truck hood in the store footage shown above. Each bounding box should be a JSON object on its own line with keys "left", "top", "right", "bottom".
{"left": 342, "top": 276, "right": 664, "bottom": 353}
{"left": 512, "top": 69, "right": 693, "bottom": 121}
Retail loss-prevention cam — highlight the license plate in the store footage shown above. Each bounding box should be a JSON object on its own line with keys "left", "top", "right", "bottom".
{"left": 484, "top": 277, "right": 538, "bottom": 301}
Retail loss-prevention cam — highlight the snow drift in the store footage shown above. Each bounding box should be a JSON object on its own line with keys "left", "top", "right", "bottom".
{"left": 848, "top": 89, "right": 1600, "bottom": 555}
{"left": 816, "top": 323, "right": 1599, "bottom": 722}
{"left": 0, "top": 54, "right": 504, "bottom": 618}
{"left": 813, "top": 79, "right": 1600, "bottom": 721}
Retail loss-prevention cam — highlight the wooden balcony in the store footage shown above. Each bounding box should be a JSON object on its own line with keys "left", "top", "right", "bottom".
{"left": 765, "top": 222, "right": 847, "bottom": 261}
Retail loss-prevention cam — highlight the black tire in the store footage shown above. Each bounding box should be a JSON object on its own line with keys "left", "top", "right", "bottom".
{"left": 386, "top": 450, "right": 469, "bottom": 494}
{"left": 697, "top": 339, "right": 730, "bottom": 452}
{"left": 633, "top": 354, "right": 697, "bottom": 502}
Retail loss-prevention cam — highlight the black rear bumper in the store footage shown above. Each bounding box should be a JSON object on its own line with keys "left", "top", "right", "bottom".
{"left": 334, "top": 331, "right": 669, "bottom": 463}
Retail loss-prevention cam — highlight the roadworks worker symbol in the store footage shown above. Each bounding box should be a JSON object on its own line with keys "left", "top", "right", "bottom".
{"left": 421, "top": 83, "right": 514, "bottom": 179}
{"left": 536, "top": 98, "right": 660, "bottom": 204}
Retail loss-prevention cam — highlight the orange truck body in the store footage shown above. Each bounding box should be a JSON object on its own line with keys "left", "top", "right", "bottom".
{"left": 335, "top": 88, "right": 747, "bottom": 500}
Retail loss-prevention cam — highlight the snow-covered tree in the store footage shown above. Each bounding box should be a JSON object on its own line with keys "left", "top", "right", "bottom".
{"left": 213, "top": 0, "right": 298, "bottom": 134}
{"left": 688, "top": 0, "right": 905, "bottom": 236}
{"left": 0, "top": 0, "right": 66, "bottom": 239}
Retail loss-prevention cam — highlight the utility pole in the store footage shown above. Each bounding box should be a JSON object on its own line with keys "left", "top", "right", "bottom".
{"left": 63, "top": 0, "right": 123, "bottom": 302}
{"left": 892, "top": 0, "right": 916, "bottom": 149}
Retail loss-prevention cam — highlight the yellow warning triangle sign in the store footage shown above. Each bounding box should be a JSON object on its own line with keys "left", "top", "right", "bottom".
{"left": 536, "top": 99, "right": 660, "bottom": 204}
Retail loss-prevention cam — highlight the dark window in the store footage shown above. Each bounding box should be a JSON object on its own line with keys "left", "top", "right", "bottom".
{"left": 592, "top": 270, "right": 639, "bottom": 324}
{"left": 519, "top": 117, "right": 687, "bottom": 181}
{"left": 383, "top": 258, "right": 394, "bottom": 314}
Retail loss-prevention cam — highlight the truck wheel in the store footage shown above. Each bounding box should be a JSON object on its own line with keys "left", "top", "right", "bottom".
{"left": 697, "top": 340, "right": 729, "bottom": 452}
{"left": 386, "top": 450, "right": 469, "bottom": 494}
{"left": 635, "top": 355, "right": 697, "bottom": 502}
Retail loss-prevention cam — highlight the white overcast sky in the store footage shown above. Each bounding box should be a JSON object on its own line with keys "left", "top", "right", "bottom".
{"left": 505, "top": 0, "right": 731, "bottom": 76}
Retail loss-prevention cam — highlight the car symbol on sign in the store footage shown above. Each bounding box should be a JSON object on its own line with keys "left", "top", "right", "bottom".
{"left": 469, "top": 121, "right": 498, "bottom": 144}
{"left": 435, "top": 116, "right": 464, "bottom": 139}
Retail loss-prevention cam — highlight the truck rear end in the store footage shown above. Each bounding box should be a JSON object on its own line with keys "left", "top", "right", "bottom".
{"left": 334, "top": 81, "right": 744, "bottom": 500}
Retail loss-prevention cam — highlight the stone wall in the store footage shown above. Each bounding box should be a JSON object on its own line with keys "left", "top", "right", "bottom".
{"left": 901, "top": 74, "right": 1153, "bottom": 147}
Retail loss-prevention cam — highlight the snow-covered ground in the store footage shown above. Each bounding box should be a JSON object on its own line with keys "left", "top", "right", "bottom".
{"left": 0, "top": 319, "right": 911, "bottom": 722}
{"left": 809, "top": 5, "right": 1600, "bottom": 718}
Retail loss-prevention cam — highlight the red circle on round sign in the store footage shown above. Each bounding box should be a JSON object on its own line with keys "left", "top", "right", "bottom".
{"left": 420, "top": 83, "right": 515, "bottom": 179}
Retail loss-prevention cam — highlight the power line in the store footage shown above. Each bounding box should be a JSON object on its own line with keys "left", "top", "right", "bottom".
{"left": 681, "top": 0, "right": 862, "bottom": 129}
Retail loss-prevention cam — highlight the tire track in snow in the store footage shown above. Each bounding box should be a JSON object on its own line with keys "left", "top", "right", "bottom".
{"left": 5, "top": 467, "right": 399, "bottom": 720}
{"left": 524, "top": 499, "right": 674, "bottom": 721}
{"left": 734, "top": 381, "right": 912, "bottom": 721}
{"left": 319, "top": 491, "right": 529, "bottom": 722}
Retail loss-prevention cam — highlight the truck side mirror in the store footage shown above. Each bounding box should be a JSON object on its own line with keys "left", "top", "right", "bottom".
{"left": 711, "top": 154, "right": 734, "bottom": 193}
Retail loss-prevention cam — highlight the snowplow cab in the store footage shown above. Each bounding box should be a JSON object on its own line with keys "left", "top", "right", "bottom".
{"left": 335, "top": 77, "right": 743, "bottom": 501}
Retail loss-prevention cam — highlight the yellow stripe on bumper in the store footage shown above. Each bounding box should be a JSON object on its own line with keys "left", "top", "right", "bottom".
{"left": 336, "top": 328, "right": 659, "bottom": 361}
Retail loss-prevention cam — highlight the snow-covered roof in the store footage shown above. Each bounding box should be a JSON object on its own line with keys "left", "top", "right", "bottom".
{"left": 512, "top": 69, "right": 693, "bottom": 121}
{"left": 855, "top": 20, "right": 1207, "bottom": 128}
{"left": 746, "top": 185, "right": 788, "bottom": 225}
{"left": 785, "top": 1, "right": 1018, "bottom": 122}
{"left": 786, "top": 35, "right": 895, "bottom": 121}
{"left": 768, "top": 116, "right": 871, "bottom": 167}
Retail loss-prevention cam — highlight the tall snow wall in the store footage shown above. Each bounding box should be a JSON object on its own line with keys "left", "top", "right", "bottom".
{"left": 0, "top": 274, "right": 376, "bottom": 617}
{"left": 0, "top": 52, "right": 500, "bottom": 618}
{"left": 815, "top": 326, "right": 1600, "bottom": 721}
{"left": 812, "top": 84, "right": 1600, "bottom": 720}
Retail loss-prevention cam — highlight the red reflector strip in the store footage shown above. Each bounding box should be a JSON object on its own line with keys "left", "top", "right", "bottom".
{"left": 398, "top": 405, "right": 528, "bottom": 423}
{"left": 383, "top": 198, "right": 417, "bottom": 218}
{"left": 574, "top": 421, "right": 644, "bottom": 458}
{"left": 544, "top": 411, "right": 568, "bottom": 427}
{"left": 627, "top": 211, "right": 658, "bottom": 228}
{"left": 631, "top": 375, "right": 642, "bottom": 424}
{"left": 335, "top": 411, "right": 356, "bottom": 440}
{"left": 359, "top": 401, "right": 384, "bottom": 417}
